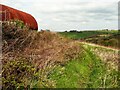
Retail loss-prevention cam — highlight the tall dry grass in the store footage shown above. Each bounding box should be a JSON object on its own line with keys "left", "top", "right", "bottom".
{"left": 2, "top": 20, "right": 82, "bottom": 88}
{"left": 90, "top": 47, "right": 119, "bottom": 71}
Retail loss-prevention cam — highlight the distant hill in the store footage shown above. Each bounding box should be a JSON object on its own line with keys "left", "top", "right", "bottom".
{"left": 59, "top": 30, "right": 119, "bottom": 49}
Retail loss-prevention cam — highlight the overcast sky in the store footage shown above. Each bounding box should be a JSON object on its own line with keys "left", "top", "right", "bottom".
{"left": 0, "top": 0, "right": 119, "bottom": 31}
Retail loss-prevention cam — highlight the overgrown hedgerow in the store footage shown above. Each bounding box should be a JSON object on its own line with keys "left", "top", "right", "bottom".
{"left": 2, "top": 20, "right": 82, "bottom": 89}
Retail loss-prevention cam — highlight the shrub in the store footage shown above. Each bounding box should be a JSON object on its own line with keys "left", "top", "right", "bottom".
{"left": 2, "top": 20, "right": 82, "bottom": 88}
{"left": 2, "top": 58, "right": 37, "bottom": 89}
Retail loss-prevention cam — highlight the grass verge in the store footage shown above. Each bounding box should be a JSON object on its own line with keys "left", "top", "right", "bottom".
{"left": 49, "top": 45, "right": 118, "bottom": 88}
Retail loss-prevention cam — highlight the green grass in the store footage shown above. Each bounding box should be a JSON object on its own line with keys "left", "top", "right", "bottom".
{"left": 49, "top": 45, "right": 118, "bottom": 88}
{"left": 59, "top": 30, "right": 119, "bottom": 49}
{"left": 59, "top": 30, "right": 118, "bottom": 40}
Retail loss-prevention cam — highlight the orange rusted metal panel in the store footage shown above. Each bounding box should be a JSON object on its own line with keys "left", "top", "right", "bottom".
{"left": 0, "top": 4, "right": 38, "bottom": 30}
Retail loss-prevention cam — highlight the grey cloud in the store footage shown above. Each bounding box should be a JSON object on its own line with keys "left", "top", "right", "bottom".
{"left": 39, "top": 2, "right": 117, "bottom": 23}
{"left": 2, "top": 0, "right": 117, "bottom": 30}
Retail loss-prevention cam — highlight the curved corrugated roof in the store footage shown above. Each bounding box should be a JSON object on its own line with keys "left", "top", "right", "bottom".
{"left": 0, "top": 4, "right": 38, "bottom": 30}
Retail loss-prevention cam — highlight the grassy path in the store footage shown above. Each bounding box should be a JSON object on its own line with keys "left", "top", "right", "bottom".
{"left": 48, "top": 44, "right": 118, "bottom": 88}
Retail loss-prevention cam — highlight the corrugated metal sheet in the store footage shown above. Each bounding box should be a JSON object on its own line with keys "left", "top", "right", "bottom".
{"left": 0, "top": 4, "right": 38, "bottom": 30}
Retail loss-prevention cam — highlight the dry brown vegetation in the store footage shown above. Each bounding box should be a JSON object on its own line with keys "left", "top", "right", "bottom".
{"left": 2, "top": 20, "right": 82, "bottom": 89}
{"left": 2, "top": 20, "right": 81, "bottom": 68}
{"left": 90, "top": 47, "right": 119, "bottom": 71}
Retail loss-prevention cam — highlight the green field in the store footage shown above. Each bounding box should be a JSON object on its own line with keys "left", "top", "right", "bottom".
{"left": 59, "top": 30, "right": 118, "bottom": 39}
{"left": 59, "top": 30, "right": 119, "bottom": 49}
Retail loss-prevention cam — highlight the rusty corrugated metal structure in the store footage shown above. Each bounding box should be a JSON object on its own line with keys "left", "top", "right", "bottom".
{"left": 0, "top": 4, "right": 38, "bottom": 30}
